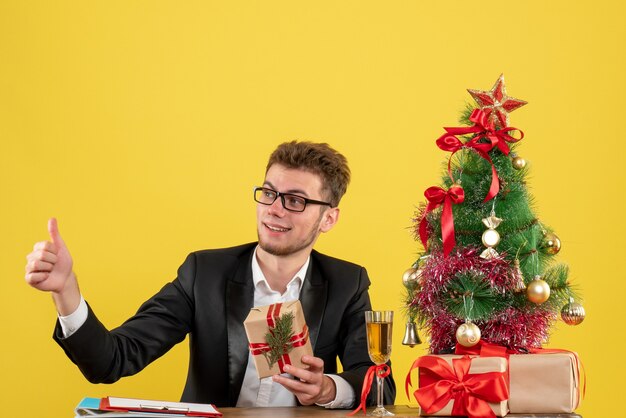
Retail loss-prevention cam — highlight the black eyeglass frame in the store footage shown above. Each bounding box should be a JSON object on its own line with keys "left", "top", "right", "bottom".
{"left": 253, "top": 186, "right": 333, "bottom": 212}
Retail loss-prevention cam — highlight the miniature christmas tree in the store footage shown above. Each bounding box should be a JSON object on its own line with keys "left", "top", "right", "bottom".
{"left": 402, "top": 75, "right": 586, "bottom": 354}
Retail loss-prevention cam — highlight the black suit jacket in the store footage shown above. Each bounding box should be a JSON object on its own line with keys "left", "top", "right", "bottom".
{"left": 54, "top": 243, "right": 396, "bottom": 408}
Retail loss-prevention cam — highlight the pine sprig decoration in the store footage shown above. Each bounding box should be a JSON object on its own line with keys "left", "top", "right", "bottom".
{"left": 263, "top": 311, "right": 295, "bottom": 368}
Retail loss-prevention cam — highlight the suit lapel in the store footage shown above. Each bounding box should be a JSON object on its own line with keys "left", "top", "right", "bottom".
{"left": 226, "top": 251, "right": 255, "bottom": 405}
{"left": 299, "top": 255, "right": 327, "bottom": 350}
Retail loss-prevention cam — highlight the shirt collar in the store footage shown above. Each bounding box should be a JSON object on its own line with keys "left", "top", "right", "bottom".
{"left": 252, "top": 245, "right": 309, "bottom": 294}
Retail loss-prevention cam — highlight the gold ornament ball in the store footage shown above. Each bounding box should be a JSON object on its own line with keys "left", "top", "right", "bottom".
{"left": 527, "top": 278, "right": 551, "bottom": 304}
{"left": 512, "top": 156, "right": 526, "bottom": 170}
{"left": 482, "top": 229, "right": 501, "bottom": 247}
{"left": 455, "top": 322, "right": 481, "bottom": 347}
{"left": 561, "top": 301, "right": 586, "bottom": 325}
{"left": 402, "top": 268, "right": 420, "bottom": 286}
{"left": 540, "top": 232, "right": 562, "bottom": 255}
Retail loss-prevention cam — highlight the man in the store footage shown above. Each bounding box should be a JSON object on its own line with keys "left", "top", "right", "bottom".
{"left": 24, "top": 141, "right": 396, "bottom": 408}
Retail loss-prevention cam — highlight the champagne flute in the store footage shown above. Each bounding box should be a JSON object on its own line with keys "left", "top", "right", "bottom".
{"left": 365, "top": 310, "right": 394, "bottom": 417}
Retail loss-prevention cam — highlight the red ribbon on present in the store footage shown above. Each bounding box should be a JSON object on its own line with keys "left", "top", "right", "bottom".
{"left": 348, "top": 364, "right": 390, "bottom": 416}
{"left": 405, "top": 355, "right": 508, "bottom": 418}
{"left": 419, "top": 185, "right": 465, "bottom": 257}
{"left": 248, "top": 303, "right": 309, "bottom": 373}
{"left": 455, "top": 340, "right": 513, "bottom": 387}
{"left": 455, "top": 341, "right": 512, "bottom": 358}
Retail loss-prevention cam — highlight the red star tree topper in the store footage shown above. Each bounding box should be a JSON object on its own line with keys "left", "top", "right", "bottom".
{"left": 467, "top": 74, "right": 527, "bottom": 128}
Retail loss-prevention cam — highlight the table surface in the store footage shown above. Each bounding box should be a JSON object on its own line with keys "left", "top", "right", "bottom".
{"left": 217, "top": 405, "right": 582, "bottom": 417}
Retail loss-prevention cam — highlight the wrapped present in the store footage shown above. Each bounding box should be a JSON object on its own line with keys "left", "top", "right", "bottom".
{"left": 508, "top": 351, "right": 581, "bottom": 413}
{"left": 455, "top": 342, "right": 583, "bottom": 414}
{"left": 405, "top": 354, "right": 509, "bottom": 417}
{"left": 243, "top": 301, "right": 313, "bottom": 379}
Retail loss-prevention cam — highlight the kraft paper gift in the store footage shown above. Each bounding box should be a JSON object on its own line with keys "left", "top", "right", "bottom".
{"left": 409, "top": 354, "right": 509, "bottom": 417}
{"left": 243, "top": 300, "right": 313, "bottom": 379}
{"left": 508, "top": 352, "right": 581, "bottom": 413}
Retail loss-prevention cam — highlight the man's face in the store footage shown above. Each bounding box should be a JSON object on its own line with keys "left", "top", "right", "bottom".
{"left": 256, "top": 164, "right": 338, "bottom": 258}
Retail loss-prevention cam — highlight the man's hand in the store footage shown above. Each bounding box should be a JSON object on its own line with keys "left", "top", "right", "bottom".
{"left": 25, "top": 218, "right": 81, "bottom": 315}
{"left": 272, "top": 355, "right": 336, "bottom": 406}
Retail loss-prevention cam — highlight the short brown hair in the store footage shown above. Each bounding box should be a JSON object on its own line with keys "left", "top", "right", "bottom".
{"left": 266, "top": 141, "right": 351, "bottom": 207}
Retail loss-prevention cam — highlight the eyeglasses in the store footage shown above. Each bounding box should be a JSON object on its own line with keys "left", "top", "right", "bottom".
{"left": 253, "top": 187, "right": 332, "bottom": 212}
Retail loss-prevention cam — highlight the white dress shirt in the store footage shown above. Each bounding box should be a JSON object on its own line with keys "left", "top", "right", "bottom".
{"left": 58, "top": 246, "right": 354, "bottom": 408}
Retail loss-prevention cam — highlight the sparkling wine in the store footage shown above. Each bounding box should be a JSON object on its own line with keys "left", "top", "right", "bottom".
{"left": 366, "top": 321, "right": 392, "bottom": 364}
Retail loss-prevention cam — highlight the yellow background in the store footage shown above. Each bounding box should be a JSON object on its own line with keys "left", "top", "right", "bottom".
{"left": 1, "top": 1, "right": 624, "bottom": 416}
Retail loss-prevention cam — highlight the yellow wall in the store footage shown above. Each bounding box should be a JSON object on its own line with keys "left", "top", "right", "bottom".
{"left": 1, "top": 1, "right": 623, "bottom": 416}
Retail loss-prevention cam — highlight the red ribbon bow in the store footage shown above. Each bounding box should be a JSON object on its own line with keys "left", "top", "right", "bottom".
{"left": 436, "top": 132, "right": 499, "bottom": 202}
{"left": 446, "top": 108, "right": 524, "bottom": 156}
{"left": 419, "top": 185, "right": 465, "bottom": 257}
{"left": 436, "top": 109, "right": 524, "bottom": 202}
{"left": 248, "top": 303, "right": 309, "bottom": 373}
{"left": 348, "top": 364, "right": 390, "bottom": 416}
{"left": 405, "top": 355, "right": 508, "bottom": 418}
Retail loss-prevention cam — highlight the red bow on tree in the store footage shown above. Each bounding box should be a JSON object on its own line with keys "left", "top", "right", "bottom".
{"left": 436, "top": 108, "right": 524, "bottom": 202}
{"left": 419, "top": 185, "right": 464, "bottom": 257}
{"left": 446, "top": 108, "right": 524, "bottom": 156}
{"left": 405, "top": 355, "right": 508, "bottom": 418}
{"left": 436, "top": 132, "right": 498, "bottom": 202}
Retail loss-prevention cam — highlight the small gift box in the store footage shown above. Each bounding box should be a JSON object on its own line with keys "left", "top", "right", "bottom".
{"left": 508, "top": 352, "right": 581, "bottom": 413}
{"left": 406, "top": 354, "right": 509, "bottom": 417}
{"left": 243, "top": 300, "right": 313, "bottom": 379}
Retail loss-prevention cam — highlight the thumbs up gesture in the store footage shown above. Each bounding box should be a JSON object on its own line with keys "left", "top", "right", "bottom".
{"left": 25, "top": 219, "right": 80, "bottom": 314}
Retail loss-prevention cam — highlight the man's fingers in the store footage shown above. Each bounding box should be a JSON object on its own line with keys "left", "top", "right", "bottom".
{"left": 272, "top": 374, "right": 315, "bottom": 394}
{"left": 26, "top": 248, "right": 59, "bottom": 274}
{"left": 33, "top": 240, "right": 56, "bottom": 253}
{"left": 48, "top": 218, "right": 65, "bottom": 247}
{"left": 25, "top": 271, "right": 49, "bottom": 285}
{"left": 299, "top": 355, "right": 324, "bottom": 373}
{"left": 26, "top": 259, "right": 54, "bottom": 273}
{"left": 27, "top": 249, "right": 58, "bottom": 264}
{"left": 282, "top": 364, "right": 310, "bottom": 380}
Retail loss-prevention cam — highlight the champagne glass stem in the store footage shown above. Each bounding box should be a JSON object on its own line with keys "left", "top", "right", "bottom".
{"left": 376, "top": 374, "right": 384, "bottom": 409}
